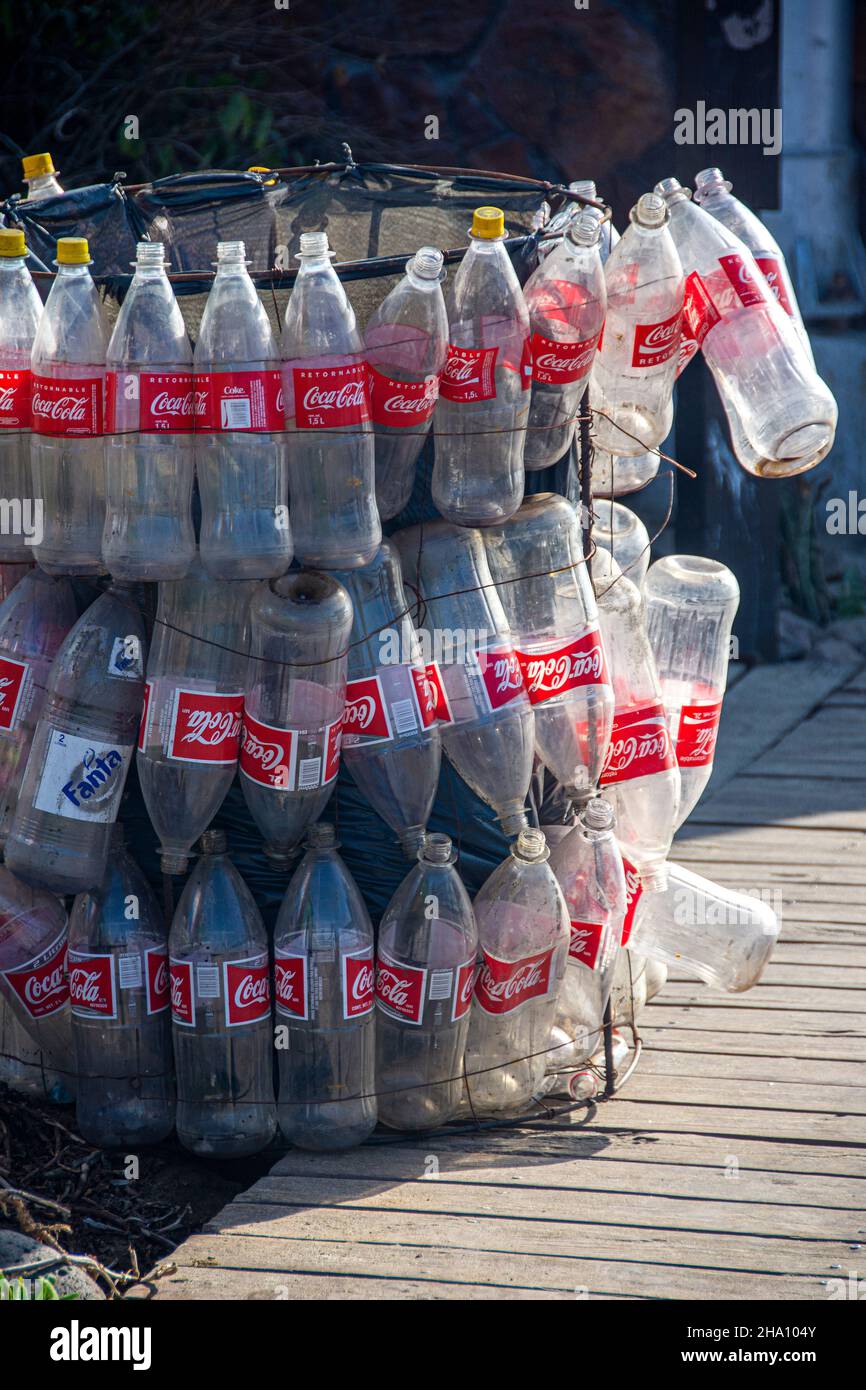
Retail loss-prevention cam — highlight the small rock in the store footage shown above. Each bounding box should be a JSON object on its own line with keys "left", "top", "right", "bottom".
{"left": 812, "top": 636, "right": 862, "bottom": 665}
{"left": 0, "top": 1229, "right": 104, "bottom": 1300}
{"left": 777, "top": 609, "right": 819, "bottom": 660}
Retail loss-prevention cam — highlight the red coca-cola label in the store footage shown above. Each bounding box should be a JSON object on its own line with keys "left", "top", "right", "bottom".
{"left": 0, "top": 369, "right": 32, "bottom": 429}
{"left": 342, "top": 676, "right": 391, "bottom": 746}
{"left": 681, "top": 271, "right": 721, "bottom": 356}
{"left": 196, "top": 369, "right": 284, "bottom": 432}
{"left": 224, "top": 956, "right": 271, "bottom": 1027}
{"left": 368, "top": 366, "right": 439, "bottom": 427}
{"left": 274, "top": 952, "right": 308, "bottom": 1020}
{"left": 530, "top": 330, "right": 600, "bottom": 385}
{"left": 621, "top": 855, "right": 642, "bottom": 947}
{"left": 323, "top": 714, "right": 342, "bottom": 784}
{"left": 568, "top": 920, "right": 606, "bottom": 970}
{"left": 240, "top": 710, "right": 297, "bottom": 789}
{"left": 411, "top": 663, "right": 452, "bottom": 726}
{"left": 755, "top": 256, "right": 794, "bottom": 317}
{"left": 138, "top": 680, "right": 152, "bottom": 752}
{"left": 68, "top": 951, "right": 116, "bottom": 1019}
{"left": 168, "top": 689, "right": 243, "bottom": 765}
{"left": 106, "top": 370, "right": 201, "bottom": 433}
{"left": 31, "top": 374, "right": 103, "bottom": 437}
{"left": 515, "top": 629, "right": 609, "bottom": 705}
{"left": 474, "top": 646, "right": 525, "bottom": 712}
{"left": 169, "top": 958, "right": 194, "bottom": 1025}
{"left": 292, "top": 363, "right": 371, "bottom": 429}
{"left": 375, "top": 950, "right": 426, "bottom": 1025}
{"left": 0, "top": 656, "right": 29, "bottom": 731}
{"left": 631, "top": 310, "right": 681, "bottom": 369}
{"left": 718, "top": 253, "right": 767, "bottom": 308}
{"left": 452, "top": 958, "right": 477, "bottom": 1021}
{"left": 343, "top": 950, "right": 375, "bottom": 1020}
{"left": 600, "top": 703, "right": 676, "bottom": 786}
{"left": 474, "top": 947, "right": 556, "bottom": 1016}
{"left": 675, "top": 700, "right": 723, "bottom": 769}
{"left": 438, "top": 345, "right": 498, "bottom": 403}
{"left": 145, "top": 947, "right": 169, "bottom": 1015}
{"left": 2, "top": 930, "right": 68, "bottom": 1021}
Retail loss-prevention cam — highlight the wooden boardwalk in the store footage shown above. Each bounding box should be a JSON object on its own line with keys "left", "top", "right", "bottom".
{"left": 157, "top": 656, "right": 866, "bottom": 1301}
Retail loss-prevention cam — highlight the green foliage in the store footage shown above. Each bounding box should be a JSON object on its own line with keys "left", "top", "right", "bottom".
{"left": 0, "top": 1273, "right": 76, "bottom": 1300}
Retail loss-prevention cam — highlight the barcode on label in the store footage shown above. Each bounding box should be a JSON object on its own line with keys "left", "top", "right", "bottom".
{"left": 391, "top": 699, "right": 417, "bottom": 736}
{"left": 221, "top": 397, "right": 252, "bottom": 430}
{"left": 298, "top": 757, "right": 321, "bottom": 790}
{"left": 428, "top": 969, "right": 453, "bottom": 1001}
{"left": 118, "top": 953, "right": 142, "bottom": 989}
{"left": 196, "top": 965, "right": 220, "bottom": 998}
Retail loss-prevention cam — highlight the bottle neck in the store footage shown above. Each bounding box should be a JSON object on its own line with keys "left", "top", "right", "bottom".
{"left": 0, "top": 256, "right": 29, "bottom": 278}
{"left": 26, "top": 173, "right": 62, "bottom": 199}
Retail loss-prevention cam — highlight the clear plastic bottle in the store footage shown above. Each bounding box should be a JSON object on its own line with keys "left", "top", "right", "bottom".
{"left": 103, "top": 242, "right": 196, "bottom": 580}
{"left": 523, "top": 212, "right": 606, "bottom": 470}
{"left": 591, "top": 498, "right": 651, "bottom": 588}
{"left": 334, "top": 542, "right": 441, "bottom": 857}
{"left": 281, "top": 231, "right": 380, "bottom": 569}
{"left": 539, "top": 181, "right": 619, "bottom": 264}
{"left": 590, "top": 193, "right": 683, "bottom": 457}
{"left": 375, "top": 833, "right": 478, "bottom": 1130}
{"left": 68, "top": 826, "right": 175, "bottom": 1147}
{"left": 0, "top": 998, "right": 70, "bottom": 1102}
{"left": 584, "top": 397, "right": 670, "bottom": 497}
{"left": 0, "top": 567, "right": 77, "bottom": 847}
{"left": 195, "top": 240, "right": 292, "bottom": 578}
{"left": 31, "top": 237, "right": 109, "bottom": 575}
{"left": 465, "top": 828, "right": 569, "bottom": 1115}
{"left": 433, "top": 206, "right": 530, "bottom": 526}
{"left": 392, "top": 519, "right": 534, "bottom": 836}
{"left": 644, "top": 555, "right": 739, "bottom": 828}
{"left": 5, "top": 582, "right": 146, "bottom": 894}
{"left": 21, "top": 152, "right": 64, "bottom": 202}
{"left": 364, "top": 247, "right": 448, "bottom": 520}
{"left": 241, "top": 571, "right": 352, "bottom": 864}
{"left": 0, "top": 228, "right": 42, "bottom": 561}
{"left": 138, "top": 559, "right": 256, "bottom": 874}
{"left": 170, "top": 829, "right": 276, "bottom": 1157}
{"left": 274, "top": 822, "right": 376, "bottom": 1149}
{"left": 483, "top": 493, "right": 613, "bottom": 801}
{"left": 0, "top": 863, "right": 72, "bottom": 1094}
{"left": 0, "top": 563, "right": 33, "bottom": 603}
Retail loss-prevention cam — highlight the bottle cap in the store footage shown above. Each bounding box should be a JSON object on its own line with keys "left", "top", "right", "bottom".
{"left": 56, "top": 237, "right": 91, "bottom": 265}
{"left": 22, "top": 152, "right": 56, "bottom": 179}
{"left": 470, "top": 206, "right": 505, "bottom": 239}
{"left": 0, "top": 229, "right": 26, "bottom": 258}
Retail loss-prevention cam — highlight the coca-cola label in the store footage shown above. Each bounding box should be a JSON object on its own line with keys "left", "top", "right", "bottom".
{"left": 681, "top": 271, "right": 721, "bottom": 353}
{"left": 452, "top": 958, "right": 477, "bottom": 1022}
{"left": 224, "top": 956, "right": 270, "bottom": 1027}
{"left": 342, "top": 676, "right": 391, "bottom": 747}
{"left": 568, "top": 920, "right": 605, "bottom": 971}
{"left": 755, "top": 256, "right": 795, "bottom": 318}
{"left": 530, "top": 329, "right": 600, "bottom": 385}
{"left": 515, "top": 629, "right": 609, "bottom": 705}
{"left": 474, "top": 947, "right": 556, "bottom": 1016}
{"left": 675, "top": 700, "right": 723, "bottom": 769}
{"left": 145, "top": 947, "right": 169, "bottom": 1015}
{"left": 167, "top": 689, "right": 244, "bottom": 765}
{"left": 411, "top": 662, "right": 452, "bottom": 726}
{"left": 105, "top": 370, "right": 201, "bottom": 433}
{"left": 600, "top": 703, "right": 676, "bottom": 786}
{"left": 0, "top": 368, "right": 32, "bottom": 429}
{"left": 343, "top": 950, "right": 375, "bottom": 1020}
{"left": 196, "top": 369, "right": 284, "bottom": 432}
{"left": 474, "top": 646, "right": 525, "bottom": 712}
{"left": 68, "top": 951, "right": 116, "bottom": 1019}
{"left": 138, "top": 680, "right": 152, "bottom": 752}
{"left": 368, "top": 367, "right": 439, "bottom": 427}
{"left": 621, "top": 855, "right": 642, "bottom": 947}
{"left": 169, "top": 958, "right": 194, "bottom": 1026}
{"left": 631, "top": 310, "right": 682, "bottom": 369}
{"left": 292, "top": 363, "right": 371, "bottom": 429}
{"left": 0, "top": 656, "right": 29, "bottom": 731}
{"left": 374, "top": 949, "right": 426, "bottom": 1025}
{"left": 718, "top": 252, "right": 767, "bottom": 308}
{"left": 438, "top": 345, "right": 498, "bottom": 403}
{"left": 1, "top": 930, "right": 68, "bottom": 1021}
{"left": 274, "top": 952, "right": 308, "bottom": 1020}
{"left": 31, "top": 374, "right": 103, "bottom": 437}
{"left": 33, "top": 729, "right": 132, "bottom": 822}
{"left": 240, "top": 710, "right": 297, "bottom": 789}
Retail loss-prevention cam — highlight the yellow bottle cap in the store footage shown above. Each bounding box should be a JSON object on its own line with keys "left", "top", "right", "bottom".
{"left": 247, "top": 165, "right": 271, "bottom": 173}
{"left": 22, "top": 152, "right": 56, "bottom": 180}
{"left": 471, "top": 206, "right": 505, "bottom": 239}
{"left": 0, "top": 229, "right": 26, "bottom": 258}
{"left": 56, "top": 237, "right": 91, "bottom": 265}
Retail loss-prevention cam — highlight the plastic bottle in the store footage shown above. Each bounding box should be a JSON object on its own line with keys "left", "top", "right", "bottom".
{"left": 334, "top": 542, "right": 441, "bottom": 857}
{"left": 375, "top": 833, "right": 478, "bottom": 1130}
{"left": 591, "top": 498, "right": 651, "bottom": 587}
{"left": 138, "top": 559, "right": 256, "bottom": 874}
{"left": 433, "top": 206, "right": 530, "bottom": 526}
{"left": 5, "top": 583, "right": 146, "bottom": 894}
{"left": 68, "top": 826, "right": 175, "bottom": 1147}
{"left": 364, "top": 246, "right": 448, "bottom": 520}
{"left": 103, "top": 242, "right": 196, "bottom": 580}
{"left": 21, "top": 152, "right": 64, "bottom": 202}
{"left": 0, "top": 563, "right": 33, "bottom": 603}
{"left": 0, "top": 999, "right": 70, "bottom": 1102}
{"left": 274, "top": 822, "right": 376, "bottom": 1149}
{"left": 0, "top": 863, "right": 72, "bottom": 1097}
{"left": 241, "top": 571, "right": 352, "bottom": 864}
{"left": 195, "top": 239, "right": 292, "bottom": 578}
{"left": 280, "top": 231, "right": 380, "bottom": 569}
{"left": 31, "top": 237, "right": 109, "bottom": 574}
{"left": 170, "top": 829, "right": 276, "bottom": 1157}
{"left": 0, "top": 228, "right": 42, "bottom": 561}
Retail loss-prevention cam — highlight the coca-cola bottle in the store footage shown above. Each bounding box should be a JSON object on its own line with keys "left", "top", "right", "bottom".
{"left": 364, "top": 246, "right": 448, "bottom": 520}
{"left": 280, "top": 231, "right": 380, "bottom": 569}
{"left": 241, "top": 571, "right": 352, "bottom": 864}
{"left": 31, "top": 237, "right": 109, "bottom": 574}
{"left": 483, "top": 493, "right": 613, "bottom": 802}
{"left": 0, "top": 863, "right": 72, "bottom": 1096}
{"left": 593, "top": 550, "right": 680, "bottom": 889}
{"left": 170, "top": 829, "right": 276, "bottom": 1157}
{"left": 274, "top": 822, "right": 376, "bottom": 1149}
{"left": 591, "top": 498, "right": 651, "bottom": 587}
{"left": 392, "top": 519, "right": 534, "bottom": 836}
{"left": 465, "top": 829, "right": 569, "bottom": 1115}
{"left": 0, "top": 567, "right": 77, "bottom": 847}
{"left": 538, "top": 182, "right": 619, "bottom": 263}
{"left": 334, "top": 542, "right": 441, "bottom": 857}
{"left": 585, "top": 400, "right": 669, "bottom": 497}
{"left": 21, "top": 152, "right": 64, "bottom": 202}
{"left": 5, "top": 582, "right": 146, "bottom": 894}
{"left": 138, "top": 559, "right": 256, "bottom": 873}
{"left": 523, "top": 211, "right": 606, "bottom": 470}
{"left": 644, "top": 555, "right": 740, "bottom": 828}
{"left": 0, "top": 998, "right": 70, "bottom": 1102}
{"left": 375, "top": 833, "right": 478, "bottom": 1130}
{"left": 0, "top": 563, "right": 33, "bottom": 603}
{"left": 68, "top": 826, "right": 175, "bottom": 1146}
{"left": 103, "top": 242, "right": 196, "bottom": 580}
{"left": 0, "top": 227, "right": 42, "bottom": 560}
{"left": 433, "top": 206, "right": 530, "bottom": 526}
{"left": 195, "top": 239, "right": 292, "bottom": 578}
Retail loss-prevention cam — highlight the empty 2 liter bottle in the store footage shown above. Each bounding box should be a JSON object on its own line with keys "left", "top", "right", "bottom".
{"left": 0, "top": 863, "right": 72, "bottom": 1094}
{"left": 0, "top": 228, "right": 42, "bottom": 560}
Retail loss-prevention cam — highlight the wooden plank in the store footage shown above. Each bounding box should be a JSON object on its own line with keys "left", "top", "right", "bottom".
{"left": 674, "top": 825, "right": 866, "bottom": 865}
{"left": 656, "top": 982, "right": 866, "bottom": 1012}
{"left": 154, "top": 1267, "right": 585, "bottom": 1300}
{"left": 573, "top": 1097, "right": 865, "bottom": 1144}
{"left": 639, "top": 1025, "right": 866, "bottom": 1064}
{"left": 636, "top": 1046, "right": 866, "bottom": 1089}
{"left": 613, "top": 1074, "right": 866, "bottom": 1118}
{"left": 639, "top": 1004, "right": 866, "bottom": 1040}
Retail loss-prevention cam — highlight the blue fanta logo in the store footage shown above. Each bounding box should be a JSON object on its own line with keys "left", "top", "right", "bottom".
{"left": 62, "top": 747, "right": 125, "bottom": 810}
{"left": 34, "top": 729, "right": 134, "bottom": 823}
